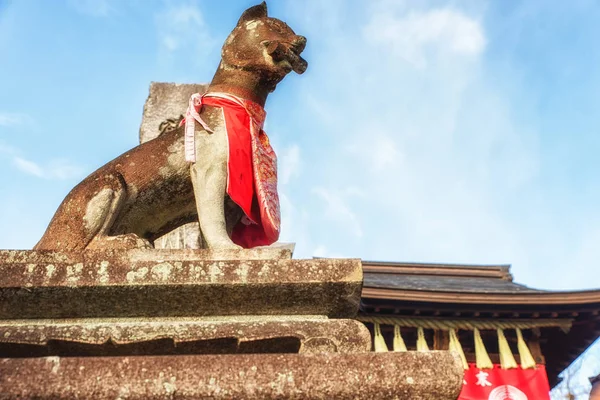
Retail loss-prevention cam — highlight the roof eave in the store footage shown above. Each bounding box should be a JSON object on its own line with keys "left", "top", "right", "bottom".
{"left": 362, "top": 287, "right": 600, "bottom": 306}
{"left": 362, "top": 261, "right": 512, "bottom": 280}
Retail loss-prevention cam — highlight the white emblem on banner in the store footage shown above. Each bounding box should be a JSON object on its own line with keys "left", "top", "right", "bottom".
{"left": 488, "top": 385, "right": 528, "bottom": 400}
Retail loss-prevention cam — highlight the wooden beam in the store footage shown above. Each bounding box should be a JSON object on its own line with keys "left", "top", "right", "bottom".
{"left": 528, "top": 331, "right": 545, "bottom": 365}
{"left": 433, "top": 330, "right": 449, "bottom": 351}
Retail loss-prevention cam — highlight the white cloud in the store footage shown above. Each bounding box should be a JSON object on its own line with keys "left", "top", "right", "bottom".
{"left": 12, "top": 156, "right": 83, "bottom": 180}
{"left": 277, "top": 192, "right": 318, "bottom": 258}
{"left": 312, "top": 186, "right": 363, "bottom": 238}
{"left": 279, "top": 0, "right": 551, "bottom": 284}
{"left": 313, "top": 244, "right": 346, "bottom": 259}
{"left": 313, "top": 245, "right": 328, "bottom": 257}
{"left": 46, "top": 159, "right": 85, "bottom": 180}
{"left": 347, "top": 131, "right": 401, "bottom": 173}
{"left": 13, "top": 157, "right": 44, "bottom": 178}
{"left": 156, "top": 2, "right": 215, "bottom": 58}
{"left": 279, "top": 144, "right": 301, "bottom": 185}
{"left": 1, "top": 140, "right": 81, "bottom": 180}
{"left": 68, "top": 0, "right": 113, "bottom": 17}
{"left": 0, "top": 112, "right": 32, "bottom": 127}
{"left": 364, "top": 8, "right": 486, "bottom": 67}
{"left": 161, "top": 35, "right": 179, "bottom": 52}
{"left": 0, "top": 142, "right": 16, "bottom": 155}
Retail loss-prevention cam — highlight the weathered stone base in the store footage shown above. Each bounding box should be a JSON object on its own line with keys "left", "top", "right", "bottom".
{"left": 0, "top": 352, "right": 464, "bottom": 399}
{"left": 0, "top": 316, "right": 371, "bottom": 356}
{"left": 0, "top": 249, "right": 464, "bottom": 398}
{"left": 0, "top": 252, "right": 362, "bottom": 318}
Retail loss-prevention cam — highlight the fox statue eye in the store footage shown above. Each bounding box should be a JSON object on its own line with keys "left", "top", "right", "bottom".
{"left": 269, "top": 21, "right": 292, "bottom": 36}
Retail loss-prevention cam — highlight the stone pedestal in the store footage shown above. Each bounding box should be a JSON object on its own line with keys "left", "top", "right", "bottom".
{"left": 0, "top": 249, "right": 463, "bottom": 399}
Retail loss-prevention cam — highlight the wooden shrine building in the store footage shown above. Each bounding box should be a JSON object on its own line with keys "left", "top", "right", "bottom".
{"left": 358, "top": 260, "right": 600, "bottom": 386}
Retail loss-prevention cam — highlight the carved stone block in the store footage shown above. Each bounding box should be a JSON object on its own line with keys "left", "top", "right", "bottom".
{"left": 139, "top": 82, "right": 208, "bottom": 144}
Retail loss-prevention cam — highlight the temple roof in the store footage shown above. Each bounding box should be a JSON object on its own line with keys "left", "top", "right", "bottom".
{"left": 361, "top": 260, "right": 600, "bottom": 306}
{"left": 358, "top": 260, "right": 600, "bottom": 385}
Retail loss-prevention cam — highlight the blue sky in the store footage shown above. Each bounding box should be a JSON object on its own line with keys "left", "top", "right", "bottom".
{"left": 2, "top": 0, "right": 600, "bottom": 293}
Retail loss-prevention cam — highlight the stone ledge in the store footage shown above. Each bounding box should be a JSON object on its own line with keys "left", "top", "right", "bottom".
{"left": 0, "top": 256, "right": 362, "bottom": 318}
{"left": 0, "top": 247, "right": 293, "bottom": 264}
{"left": 0, "top": 352, "right": 464, "bottom": 399}
{"left": 0, "top": 317, "right": 371, "bottom": 355}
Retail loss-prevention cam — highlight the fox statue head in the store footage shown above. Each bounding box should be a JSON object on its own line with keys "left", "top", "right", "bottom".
{"left": 218, "top": 2, "right": 308, "bottom": 93}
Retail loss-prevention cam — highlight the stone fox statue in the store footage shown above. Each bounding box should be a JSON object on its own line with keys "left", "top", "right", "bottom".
{"left": 34, "top": 2, "right": 307, "bottom": 251}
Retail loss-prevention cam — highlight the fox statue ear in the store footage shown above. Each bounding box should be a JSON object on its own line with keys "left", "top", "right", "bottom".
{"left": 237, "top": 2, "right": 268, "bottom": 25}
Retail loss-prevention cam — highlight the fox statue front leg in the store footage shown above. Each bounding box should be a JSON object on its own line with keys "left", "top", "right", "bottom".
{"left": 190, "top": 110, "right": 242, "bottom": 250}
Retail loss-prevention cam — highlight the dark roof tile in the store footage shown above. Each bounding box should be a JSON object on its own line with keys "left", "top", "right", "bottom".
{"left": 363, "top": 273, "right": 543, "bottom": 294}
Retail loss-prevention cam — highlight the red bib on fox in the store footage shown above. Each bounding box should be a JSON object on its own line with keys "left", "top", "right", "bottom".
{"left": 182, "top": 92, "right": 280, "bottom": 248}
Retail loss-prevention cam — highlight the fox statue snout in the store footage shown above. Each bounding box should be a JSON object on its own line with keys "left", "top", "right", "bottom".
{"left": 263, "top": 35, "right": 308, "bottom": 74}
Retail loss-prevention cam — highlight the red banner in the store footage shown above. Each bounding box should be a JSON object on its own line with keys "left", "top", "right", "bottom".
{"left": 459, "top": 364, "right": 550, "bottom": 400}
